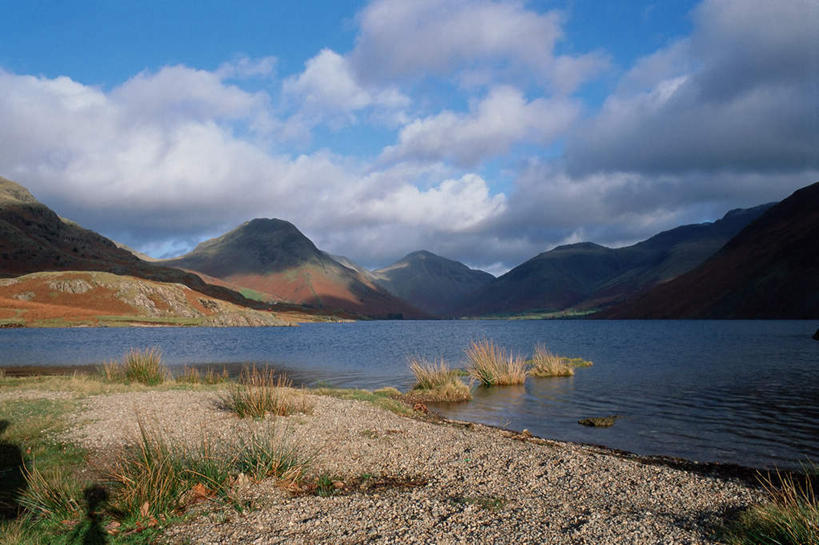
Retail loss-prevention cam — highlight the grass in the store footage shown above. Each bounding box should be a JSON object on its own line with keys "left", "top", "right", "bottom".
{"left": 176, "top": 366, "right": 229, "bottom": 385}
{"left": 723, "top": 469, "right": 818, "bottom": 545}
{"left": 528, "top": 344, "right": 575, "bottom": 377}
{"left": 106, "top": 419, "right": 307, "bottom": 521}
{"left": 100, "top": 347, "right": 169, "bottom": 385}
{"left": 408, "top": 357, "right": 471, "bottom": 402}
{"left": 311, "top": 387, "right": 415, "bottom": 418}
{"left": 465, "top": 340, "right": 527, "bottom": 387}
{"left": 220, "top": 366, "right": 313, "bottom": 418}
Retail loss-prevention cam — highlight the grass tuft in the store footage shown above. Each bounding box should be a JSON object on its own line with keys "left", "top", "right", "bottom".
{"left": 408, "top": 357, "right": 471, "bottom": 402}
{"left": 100, "top": 347, "right": 168, "bottom": 385}
{"left": 465, "top": 340, "right": 527, "bottom": 387}
{"left": 528, "top": 344, "right": 575, "bottom": 377}
{"left": 107, "top": 419, "right": 308, "bottom": 521}
{"left": 221, "top": 366, "right": 312, "bottom": 419}
{"left": 723, "top": 469, "right": 818, "bottom": 545}
{"left": 19, "top": 462, "right": 83, "bottom": 522}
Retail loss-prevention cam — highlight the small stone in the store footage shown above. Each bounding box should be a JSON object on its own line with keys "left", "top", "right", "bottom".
{"left": 578, "top": 416, "right": 620, "bottom": 427}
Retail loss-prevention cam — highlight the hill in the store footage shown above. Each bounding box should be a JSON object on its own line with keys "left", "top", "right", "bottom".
{"left": 600, "top": 181, "right": 819, "bottom": 318}
{"left": 372, "top": 250, "right": 494, "bottom": 316}
{"left": 456, "top": 204, "right": 771, "bottom": 317}
{"left": 0, "top": 271, "right": 308, "bottom": 327}
{"left": 164, "top": 219, "right": 425, "bottom": 318}
{"left": 0, "top": 176, "right": 309, "bottom": 314}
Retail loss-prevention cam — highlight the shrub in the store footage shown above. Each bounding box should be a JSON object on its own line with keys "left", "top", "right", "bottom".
{"left": 465, "top": 340, "right": 526, "bottom": 386}
{"left": 723, "top": 469, "right": 818, "bottom": 545}
{"left": 221, "top": 366, "right": 312, "bottom": 419}
{"left": 528, "top": 344, "right": 574, "bottom": 377}
{"left": 408, "top": 357, "right": 471, "bottom": 402}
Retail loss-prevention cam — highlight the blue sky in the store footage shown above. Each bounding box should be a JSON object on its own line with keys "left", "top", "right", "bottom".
{"left": 0, "top": 0, "right": 816, "bottom": 273}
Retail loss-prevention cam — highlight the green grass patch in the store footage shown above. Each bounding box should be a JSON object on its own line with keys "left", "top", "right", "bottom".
{"left": 311, "top": 387, "right": 415, "bottom": 418}
{"left": 449, "top": 494, "right": 506, "bottom": 511}
{"left": 722, "top": 469, "right": 818, "bottom": 545}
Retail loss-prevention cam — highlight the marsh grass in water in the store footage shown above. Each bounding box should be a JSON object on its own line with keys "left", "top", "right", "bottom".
{"left": 528, "top": 344, "right": 574, "bottom": 377}
{"left": 221, "top": 366, "right": 313, "bottom": 418}
{"left": 723, "top": 468, "right": 818, "bottom": 545}
{"left": 408, "top": 357, "right": 471, "bottom": 402}
{"left": 465, "top": 340, "right": 527, "bottom": 387}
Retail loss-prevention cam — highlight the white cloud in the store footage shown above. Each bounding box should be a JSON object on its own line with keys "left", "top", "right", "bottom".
{"left": 216, "top": 55, "right": 277, "bottom": 79}
{"left": 0, "top": 67, "right": 507, "bottom": 264}
{"left": 382, "top": 86, "right": 579, "bottom": 167}
{"left": 350, "top": 0, "right": 607, "bottom": 92}
{"left": 282, "top": 49, "right": 409, "bottom": 130}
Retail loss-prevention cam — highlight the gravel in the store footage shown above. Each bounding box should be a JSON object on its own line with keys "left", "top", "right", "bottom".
{"left": 63, "top": 389, "right": 761, "bottom": 544}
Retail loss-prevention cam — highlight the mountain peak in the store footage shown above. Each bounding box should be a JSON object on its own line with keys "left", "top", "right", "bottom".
{"left": 0, "top": 176, "right": 39, "bottom": 205}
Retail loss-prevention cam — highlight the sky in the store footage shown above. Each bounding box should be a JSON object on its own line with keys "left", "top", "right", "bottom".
{"left": 1, "top": 0, "right": 817, "bottom": 275}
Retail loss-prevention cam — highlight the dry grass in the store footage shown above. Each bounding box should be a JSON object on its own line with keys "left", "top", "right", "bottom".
{"left": 465, "top": 340, "right": 527, "bottom": 387}
{"left": 724, "top": 469, "right": 818, "bottom": 545}
{"left": 106, "top": 419, "right": 307, "bottom": 520}
{"left": 528, "top": 344, "right": 575, "bottom": 377}
{"left": 175, "top": 366, "right": 230, "bottom": 385}
{"left": 221, "top": 366, "right": 313, "bottom": 418}
{"left": 408, "top": 357, "right": 471, "bottom": 402}
{"left": 100, "top": 347, "right": 169, "bottom": 385}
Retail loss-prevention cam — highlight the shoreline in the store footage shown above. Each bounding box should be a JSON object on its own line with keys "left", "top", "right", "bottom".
{"left": 1, "top": 379, "right": 770, "bottom": 544}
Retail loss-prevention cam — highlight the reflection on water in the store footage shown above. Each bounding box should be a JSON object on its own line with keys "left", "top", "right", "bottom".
{"left": 1, "top": 320, "right": 817, "bottom": 469}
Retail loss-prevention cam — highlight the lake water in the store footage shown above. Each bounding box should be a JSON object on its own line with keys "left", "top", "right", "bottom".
{"left": 1, "top": 320, "right": 817, "bottom": 470}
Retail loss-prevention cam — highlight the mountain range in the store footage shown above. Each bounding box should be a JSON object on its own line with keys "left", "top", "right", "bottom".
{"left": 600, "top": 181, "right": 819, "bottom": 318}
{"left": 163, "top": 218, "right": 424, "bottom": 318}
{"left": 2, "top": 175, "right": 817, "bottom": 322}
{"left": 456, "top": 204, "right": 773, "bottom": 317}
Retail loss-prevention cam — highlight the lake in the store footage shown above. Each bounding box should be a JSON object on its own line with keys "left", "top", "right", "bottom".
{"left": 1, "top": 320, "right": 817, "bottom": 470}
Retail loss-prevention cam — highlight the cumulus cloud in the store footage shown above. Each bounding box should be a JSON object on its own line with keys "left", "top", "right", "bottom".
{"left": 381, "top": 86, "right": 579, "bottom": 167}
{"left": 0, "top": 68, "right": 506, "bottom": 261}
{"left": 566, "top": 0, "right": 819, "bottom": 175}
{"left": 282, "top": 48, "right": 409, "bottom": 130}
{"left": 350, "top": 0, "right": 607, "bottom": 92}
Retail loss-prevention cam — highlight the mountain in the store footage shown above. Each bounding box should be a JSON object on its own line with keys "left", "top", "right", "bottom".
{"left": 0, "top": 271, "right": 296, "bottom": 327}
{"left": 164, "top": 218, "right": 425, "bottom": 318}
{"left": 600, "top": 182, "right": 819, "bottom": 318}
{"left": 372, "top": 250, "right": 494, "bottom": 316}
{"left": 0, "top": 176, "right": 325, "bottom": 319}
{"left": 456, "top": 204, "right": 772, "bottom": 317}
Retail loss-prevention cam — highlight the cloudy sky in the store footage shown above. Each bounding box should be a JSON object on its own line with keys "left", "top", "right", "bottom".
{"left": 1, "top": 0, "right": 816, "bottom": 274}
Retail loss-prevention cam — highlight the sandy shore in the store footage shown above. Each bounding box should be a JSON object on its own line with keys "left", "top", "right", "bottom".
{"left": 50, "top": 388, "right": 764, "bottom": 544}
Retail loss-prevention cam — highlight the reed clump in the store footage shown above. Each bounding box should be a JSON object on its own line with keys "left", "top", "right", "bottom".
{"left": 100, "top": 347, "right": 168, "bottom": 385}
{"left": 106, "top": 419, "right": 307, "bottom": 521}
{"left": 723, "top": 469, "right": 818, "bottom": 545}
{"left": 221, "top": 366, "right": 313, "bottom": 418}
{"left": 528, "top": 344, "right": 575, "bottom": 377}
{"left": 465, "top": 340, "right": 527, "bottom": 387}
{"left": 176, "top": 366, "right": 229, "bottom": 385}
{"left": 408, "top": 357, "right": 471, "bottom": 402}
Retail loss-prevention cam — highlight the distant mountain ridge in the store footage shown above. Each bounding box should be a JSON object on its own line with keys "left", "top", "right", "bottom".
{"left": 165, "top": 218, "right": 425, "bottom": 318}
{"left": 600, "top": 181, "right": 819, "bottom": 318}
{"left": 0, "top": 176, "right": 283, "bottom": 313}
{"left": 455, "top": 203, "right": 773, "bottom": 316}
{"left": 372, "top": 250, "right": 494, "bottom": 316}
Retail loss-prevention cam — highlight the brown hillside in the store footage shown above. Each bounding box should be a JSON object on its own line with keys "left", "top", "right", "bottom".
{"left": 0, "top": 271, "right": 319, "bottom": 327}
